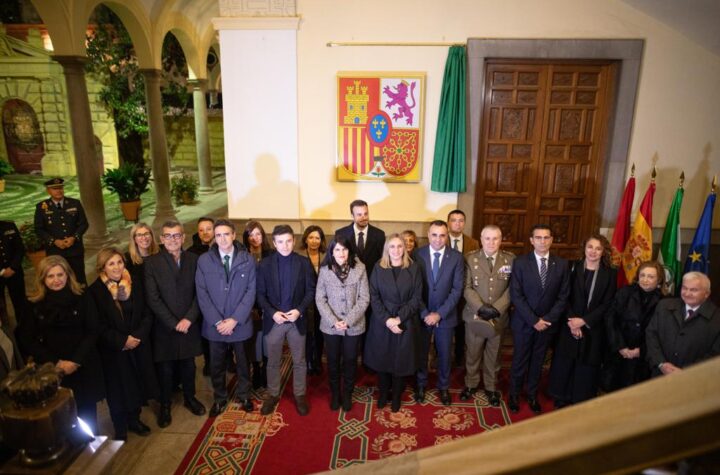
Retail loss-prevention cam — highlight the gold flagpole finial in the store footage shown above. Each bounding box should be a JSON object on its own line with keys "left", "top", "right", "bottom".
{"left": 712, "top": 175, "right": 717, "bottom": 194}
{"left": 651, "top": 166, "right": 657, "bottom": 181}
{"left": 630, "top": 163, "right": 635, "bottom": 177}
{"left": 679, "top": 171, "right": 685, "bottom": 188}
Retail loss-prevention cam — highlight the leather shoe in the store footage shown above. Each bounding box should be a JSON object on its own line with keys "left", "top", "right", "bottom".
{"left": 239, "top": 398, "right": 254, "bottom": 412}
{"left": 528, "top": 396, "right": 542, "bottom": 414}
{"left": 414, "top": 386, "right": 425, "bottom": 404}
{"left": 508, "top": 395, "right": 520, "bottom": 413}
{"left": 485, "top": 390, "right": 501, "bottom": 407}
{"left": 157, "top": 404, "right": 172, "bottom": 428}
{"left": 459, "top": 386, "right": 476, "bottom": 401}
{"left": 127, "top": 419, "right": 151, "bottom": 436}
{"left": 439, "top": 389, "right": 452, "bottom": 406}
{"left": 209, "top": 400, "right": 228, "bottom": 418}
{"left": 184, "top": 397, "right": 206, "bottom": 416}
{"left": 261, "top": 396, "right": 279, "bottom": 416}
{"left": 295, "top": 395, "right": 309, "bottom": 416}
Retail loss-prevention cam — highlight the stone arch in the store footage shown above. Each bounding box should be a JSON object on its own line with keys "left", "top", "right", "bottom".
{"left": 2, "top": 98, "right": 45, "bottom": 173}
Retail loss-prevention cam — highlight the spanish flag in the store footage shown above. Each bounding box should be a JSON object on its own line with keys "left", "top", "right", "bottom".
{"left": 610, "top": 168, "right": 636, "bottom": 287}
{"left": 622, "top": 172, "right": 656, "bottom": 283}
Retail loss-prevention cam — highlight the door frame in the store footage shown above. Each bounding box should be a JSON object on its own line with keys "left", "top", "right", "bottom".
{"left": 462, "top": 39, "right": 644, "bottom": 239}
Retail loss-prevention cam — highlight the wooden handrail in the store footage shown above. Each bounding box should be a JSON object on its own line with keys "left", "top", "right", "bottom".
{"left": 327, "top": 357, "right": 720, "bottom": 474}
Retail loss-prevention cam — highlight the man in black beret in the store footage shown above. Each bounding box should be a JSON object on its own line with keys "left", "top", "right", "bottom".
{"left": 34, "top": 178, "right": 89, "bottom": 284}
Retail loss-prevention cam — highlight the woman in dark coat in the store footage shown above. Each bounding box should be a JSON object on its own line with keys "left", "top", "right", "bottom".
{"left": 364, "top": 234, "right": 424, "bottom": 412}
{"left": 125, "top": 222, "right": 160, "bottom": 283}
{"left": 605, "top": 260, "right": 666, "bottom": 390}
{"left": 88, "top": 248, "right": 159, "bottom": 441}
{"left": 243, "top": 220, "right": 273, "bottom": 388}
{"left": 17, "top": 255, "right": 104, "bottom": 433}
{"left": 301, "top": 225, "right": 327, "bottom": 375}
{"left": 548, "top": 234, "right": 617, "bottom": 407}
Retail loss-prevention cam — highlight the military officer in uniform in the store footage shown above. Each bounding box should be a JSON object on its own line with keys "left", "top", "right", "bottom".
{"left": 0, "top": 220, "right": 29, "bottom": 324}
{"left": 459, "top": 224, "right": 514, "bottom": 407}
{"left": 34, "top": 178, "right": 89, "bottom": 284}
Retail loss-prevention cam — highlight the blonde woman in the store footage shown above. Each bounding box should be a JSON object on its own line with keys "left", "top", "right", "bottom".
{"left": 363, "top": 234, "right": 424, "bottom": 412}
{"left": 17, "top": 255, "right": 104, "bottom": 432}
{"left": 125, "top": 222, "right": 159, "bottom": 282}
{"left": 88, "top": 248, "right": 158, "bottom": 441}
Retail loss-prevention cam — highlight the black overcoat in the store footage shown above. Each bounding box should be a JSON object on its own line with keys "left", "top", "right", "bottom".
{"left": 17, "top": 289, "right": 105, "bottom": 407}
{"left": 88, "top": 278, "right": 159, "bottom": 410}
{"left": 364, "top": 262, "right": 424, "bottom": 376}
{"left": 144, "top": 249, "right": 202, "bottom": 361}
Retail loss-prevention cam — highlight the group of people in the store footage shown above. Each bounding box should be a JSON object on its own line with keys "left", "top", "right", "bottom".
{"left": 1, "top": 180, "right": 719, "bottom": 443}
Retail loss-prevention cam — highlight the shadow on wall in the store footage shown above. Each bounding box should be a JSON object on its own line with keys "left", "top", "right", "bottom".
{"left": 230, "top": 154, "right": 305, "bottom": 220}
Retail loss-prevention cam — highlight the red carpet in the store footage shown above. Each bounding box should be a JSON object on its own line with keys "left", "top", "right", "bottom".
{"left": 175, "top": 349, "right": 554, "bottom": 474}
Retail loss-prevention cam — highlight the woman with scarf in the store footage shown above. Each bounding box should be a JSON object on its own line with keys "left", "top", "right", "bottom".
{"left": 17, "top": 255, "right": 104, "bottom": 433}
{"left": 315, "top": 234, "right": 369, "bottom": 411}
{"left": 548, "top": 234, "right": 617, "bottom": 408}
{"left": 88, "top": 248, "right": 158, "bottom": 440}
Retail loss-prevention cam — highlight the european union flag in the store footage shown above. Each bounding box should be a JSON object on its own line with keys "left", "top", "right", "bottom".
{"left": 683, "top": 191, "right": 716, "bottom": 274}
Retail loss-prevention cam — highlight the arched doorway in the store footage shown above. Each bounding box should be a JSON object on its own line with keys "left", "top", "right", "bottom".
{"left": 2, "top": 99, "right": 44, "bottom": 173}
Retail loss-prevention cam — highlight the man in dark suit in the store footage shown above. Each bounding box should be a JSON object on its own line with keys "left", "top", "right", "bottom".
{"left": 34, "top": 178, "right": 89, "bottom": 284}
{"left": 145, "top": 220, "right": 206, "bottom": 427}
{"left": 0, "top": 220, "right": 29, "bottom": 324}
{"left": 509, "top": 224, "right": 569, "bottom": 414}
{"left": 447, "top": 209, "right": 480, "bottom": 366}
{"left": 413, "top": 220, "right": 464, "bottom": 406}
{"left": 335, "top": 200, "right": 385, "bottom": 276}
{"left": 257, "top": 225, "right": 316, "bottom": 416}
{"left": 646, "top": 272, "right": 719, "bottom": 376}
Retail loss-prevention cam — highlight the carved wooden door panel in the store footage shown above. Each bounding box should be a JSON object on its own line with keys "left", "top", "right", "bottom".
{"left": 474, "top": 61, "right": 615, "bottom": 258}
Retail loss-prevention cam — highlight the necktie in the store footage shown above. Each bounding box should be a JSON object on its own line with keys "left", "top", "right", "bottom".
{"left": 453, "top": 239, "right": 460, "bottom": 251}
{"left": 685, "top": 309, "right": 695, "bottom": 321}
{"left": 540, "top": 257, "right": 547, "bottom": 289}
{"left": 432, "top": 251, "right": 441, "bottom": 282}
{"left": 223, "top": 255, "right": 230, "bottom": 280}
{"left": 357, "top": 231, "right": 365, "bottom": 256}
{"left": 487, "top": 256, "right": 494, "bottom": 272}
{"left": 56, "top": 202, "right": 62, "bottom": 210}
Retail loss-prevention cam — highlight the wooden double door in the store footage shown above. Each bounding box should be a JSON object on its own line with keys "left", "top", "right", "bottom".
{"left": 473, "top": 60, "right": 617, "bottom": 258}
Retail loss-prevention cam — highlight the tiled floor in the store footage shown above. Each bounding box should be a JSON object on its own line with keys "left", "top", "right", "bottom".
{"left": 98, "top": 357, "right": 216, "bottom": 475}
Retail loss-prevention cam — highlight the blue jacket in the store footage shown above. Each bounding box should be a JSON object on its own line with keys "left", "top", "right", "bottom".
{"left": 413, "top": 245, "right": 465, "bottom": 328}
{"left": 195, "top": 242, "right": 256, "bottom": 342}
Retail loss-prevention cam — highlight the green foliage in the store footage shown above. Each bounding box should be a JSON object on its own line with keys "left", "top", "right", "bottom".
{"left": 0, "top": 160, "right": 14, "bottom": 178}
{"left": 101, "top": 162, "right": 151, "bottom": 202}
{"left": 18, "top": 221, "right": 43, "bottom": 253}
{"left": 170, "top": 172, "right": 199, "bottom": 205}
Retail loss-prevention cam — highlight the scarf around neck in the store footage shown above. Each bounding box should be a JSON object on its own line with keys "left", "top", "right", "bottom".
{"left": 100, "top": 269, "right": 132, "bottom": 301}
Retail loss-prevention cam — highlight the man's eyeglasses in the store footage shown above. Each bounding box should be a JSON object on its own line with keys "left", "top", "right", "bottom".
{"left": 162, "top": 233, "right": 183, "bottom": 240}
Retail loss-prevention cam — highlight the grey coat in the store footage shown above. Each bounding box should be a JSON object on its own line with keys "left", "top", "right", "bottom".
{"left": 315, "top": 260, "right": 369, "bottom": 336}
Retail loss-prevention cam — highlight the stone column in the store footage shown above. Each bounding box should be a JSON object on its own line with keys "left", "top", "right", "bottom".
{"left": 189, "top": 79, "right": 214, "bottom": 193}
{"left": 139, "top": 69, "right": 176, "bottom": 226}
{"left": 53, "top": 56, "right": 113, "bottom": 249}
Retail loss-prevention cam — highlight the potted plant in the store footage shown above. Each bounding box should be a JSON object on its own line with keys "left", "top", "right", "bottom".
{"left": 19, "top": 222, "right": 46, "bottom": 270}
{"left": 101, "top": 162, "right": 151, "bottom": 222}
{"left": 0, "top": 160, "right": 14, "bottom": 193}
{"left": 171, "top": 171, "right": 199, "bottom": 205}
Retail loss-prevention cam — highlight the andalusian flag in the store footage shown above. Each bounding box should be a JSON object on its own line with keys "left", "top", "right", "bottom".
{"left": 622, "top": 176, "right": 656, "bottom": 283}
{"left": 610, "top": 169, "right": 636, "bottom": 287}
{"left": 658, "top": 182, "right": 684, "bottom": 294}
{"left": 684, "top": 185, "right": 716, "bottom": 275}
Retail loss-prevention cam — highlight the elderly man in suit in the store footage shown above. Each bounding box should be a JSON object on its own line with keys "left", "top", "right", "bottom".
{"left": 460, "top": 224, "right": 514, "bottom": 407}
{"left": 646, "top": 272, "right": 719, "bottom": 376}
{"left": 257, "top": 225, "right": 316, "bottom": 416}
{"left": 413, "top": 220, "right": 464, "bottom": 406}
{"left": 447, "top": 209, "right": 480, "bottom": 366}
{"left": 335, "top": 200, "right": 385, "bottom": 276}
{"left": 196, "top": 219, "right": 256, "bottom": 418}
{"left": 145, "top": 220, "right": 206, "bottom": 427}
{"left": 508, "top": 224, "right": 570, "bottom": 414}
{"left": 34, "top": 178, "right": 89, "bottom": 284}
